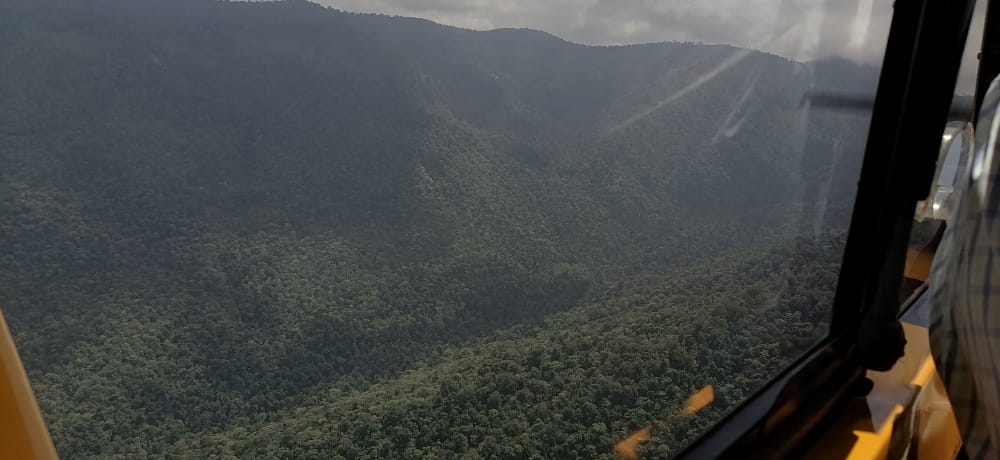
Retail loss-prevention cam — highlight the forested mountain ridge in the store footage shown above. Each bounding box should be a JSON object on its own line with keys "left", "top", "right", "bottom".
{"left": 169, "top": 238, "right": 844, "bottom": 459}
{"left": 0, "top": 0, "right": 876, "bottom": 457}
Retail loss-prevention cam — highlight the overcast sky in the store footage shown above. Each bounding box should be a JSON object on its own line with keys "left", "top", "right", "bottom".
{"left": 313, "top": 0, "right": 983, "bottom": 93}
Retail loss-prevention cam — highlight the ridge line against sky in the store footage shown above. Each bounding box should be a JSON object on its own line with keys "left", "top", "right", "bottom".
{"left": 315, "top": 0, "right": 893, "bottom": 64}
{"left": 252, "top": 0, "right": 984, "bottom": 93}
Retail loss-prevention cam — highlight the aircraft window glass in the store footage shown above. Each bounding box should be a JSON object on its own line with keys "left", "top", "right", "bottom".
{"left": 0, "top": 0, "right": 893, "bottom": 457}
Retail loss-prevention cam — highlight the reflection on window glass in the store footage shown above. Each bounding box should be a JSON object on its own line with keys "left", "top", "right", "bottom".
{"left": 0, "top": 0, "right": 890, "bottom": 457}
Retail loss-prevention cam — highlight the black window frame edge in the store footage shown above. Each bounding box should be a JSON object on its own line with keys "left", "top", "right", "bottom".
{"left": 674, "top": 0, "right": 976, "bottom": 458}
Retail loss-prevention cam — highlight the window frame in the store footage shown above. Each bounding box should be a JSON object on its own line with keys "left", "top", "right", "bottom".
{"left": 675, "top": 0, "right": 978, "bottom": 457}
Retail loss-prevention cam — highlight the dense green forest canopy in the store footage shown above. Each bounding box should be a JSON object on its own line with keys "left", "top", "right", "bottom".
{"left": 0, "top": 0, "right": 877, "bottom": 457}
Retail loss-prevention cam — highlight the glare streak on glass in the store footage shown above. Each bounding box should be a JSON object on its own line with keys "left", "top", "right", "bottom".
{"left": 611, "top": 48, "right": 754, "bottom": 132}
{"left": 849, "top": 0, "right": 876, "bottom": 48}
